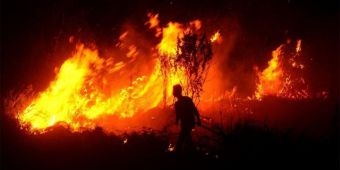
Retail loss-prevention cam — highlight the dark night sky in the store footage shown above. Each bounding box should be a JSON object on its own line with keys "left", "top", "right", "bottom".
{"left": 1, "top": 0, "right": 339, "bottom": 98}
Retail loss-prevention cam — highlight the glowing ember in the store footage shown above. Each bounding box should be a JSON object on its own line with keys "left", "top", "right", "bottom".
{"left": 167, "top": 143, "right": 175, "bottom": 152}
{"left": 146, "top": 13, "right": 159, "bottom": 29}
{"left": 146, "top": 13, "right": 161, "bottom": 37}
{"left": 210, "top": 31, "right": 222, "bottom": 44}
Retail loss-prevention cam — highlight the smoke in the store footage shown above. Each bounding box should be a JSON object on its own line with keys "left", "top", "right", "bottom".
{"left": 200, "top": 17, "right": 240, "bottom": 100}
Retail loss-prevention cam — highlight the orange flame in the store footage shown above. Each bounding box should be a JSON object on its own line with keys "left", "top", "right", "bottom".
{"left": 255, "top": 47, "right": 283, "bottom": 99}
{"left": 210, "top": 31, "right": 222, "bottom": 44}
{"left": 146, "top": 13, "right": 159, "bottom": 29}
{"left": 157, "top": 22, "right": 184, "bottom": 56}
{"left": 146, "top": 13, "right": 161, "bottom": 37}
{"left": 12, "top": 13, "right": 314, "bottom": 134}
{"left": 255, "top": 39, "right": 311, "bottom": 99}
{"left": 151, "top": 14, "right": 203, "bottom": 100}
{"left": 18, "top": 44, "right": 166, "bottom": 133}
{"left": 15, "top": 13, "right": 220, "bottom": 133}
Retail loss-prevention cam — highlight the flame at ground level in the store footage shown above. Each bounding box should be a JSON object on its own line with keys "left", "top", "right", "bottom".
{"left": 255, "top": 39, "right": 311, "bottom": 100}
{"left": 16, "top": 44, "right": 186, "bottom": 133}
{"left": 11, "top": 14, "right": 223, "bottom": 134}
{"left": 11, "top": 38, "right": 316, "bottom": 134}
{"left": 7, "top": 13, "right": 321, "bottom": 134}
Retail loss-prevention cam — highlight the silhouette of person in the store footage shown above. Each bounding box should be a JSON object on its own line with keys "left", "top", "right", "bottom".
{"left": 172, "top": 84, "right": 201, "bottom": 154}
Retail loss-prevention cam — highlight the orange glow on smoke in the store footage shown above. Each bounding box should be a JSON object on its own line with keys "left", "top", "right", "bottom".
{"left": 146, "top": 12, "right": 161, "bottom": 37}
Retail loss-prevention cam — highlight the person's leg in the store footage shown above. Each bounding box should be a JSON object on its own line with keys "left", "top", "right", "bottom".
{"left": 176, "top": 129, "right": 185, "bottom": 153}
{"left": 183, "top": 128, "right": 194, "bottom": 152}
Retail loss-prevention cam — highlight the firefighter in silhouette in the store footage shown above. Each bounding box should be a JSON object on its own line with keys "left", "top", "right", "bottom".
{"left": 173, "top": 84, "right": 201, "bottom": 154}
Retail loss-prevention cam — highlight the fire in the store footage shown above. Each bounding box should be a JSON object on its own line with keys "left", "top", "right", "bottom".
{"left": 8, "top": 10, "right": 317, "bottom": 135}
{"left": 146, "top": 13, "right": 159, "bottom": 29}
{"left": 19, "top": 45, "right": 102, "bottom": 131}
{"left": 158, "top": 22, "right": 184, "bottom": 56}
{"left": 6, "top": 11, "right": 322, "bottom": 136}
{"left": 255, "top": 47, "right": 283, "bottom": 99}
{"left": 149, "top": 13, "right": 213, "bottom": 102}
{"left": 154, "top": 19, "right": 188, "bottom": 100}
{"left": 255, "top": 39, "right": 311, "bottom": 99}
{"left": 17, "top": 44, "right": 167, "bottom": 133}
{"left": 13, "top": 13, "right": 220, "bottom": 133}
{"left": 146, "top": 13, "right": 161, "bottom": 37}
{"left": 210, "top": 31, "right": 222, "bottom": 44}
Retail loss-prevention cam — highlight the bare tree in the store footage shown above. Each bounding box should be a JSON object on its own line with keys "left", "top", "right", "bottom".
{"left": 160, "top": 28, "right": 213, "bottom": 105}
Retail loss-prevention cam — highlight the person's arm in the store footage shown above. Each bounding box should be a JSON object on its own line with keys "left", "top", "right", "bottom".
{"left": 175, "top": 103, "right": 180, "bottom": 125}
{"left": 192, "top": 102, "right": 201, "bottom": 126}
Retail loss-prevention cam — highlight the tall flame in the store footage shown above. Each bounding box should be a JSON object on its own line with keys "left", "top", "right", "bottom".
{"left": 15, "top": 13, "right": 221, "bottom": 133}
{"left": 255, "top": 47, "right": 283, "bottom": 99}
{"left": 149, "top": 13, "right": 205, "bottom": 102}
{"left": 158, "top": 22, "right": 183, "bottom": 56}
{"left": 255, "top": 39, "right": 311, "bottom": 99}
{"left": 17, "top": 44, "right": 167, "bottom": 132}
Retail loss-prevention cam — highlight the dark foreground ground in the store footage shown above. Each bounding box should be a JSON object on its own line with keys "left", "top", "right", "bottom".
{"left": 1, "top": 111, "right": 338, "bottom": 170}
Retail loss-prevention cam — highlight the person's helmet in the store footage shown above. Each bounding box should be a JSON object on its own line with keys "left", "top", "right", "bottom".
{"left": 173, "top": 84, "right": 182, "bottom": 97}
